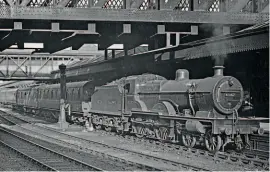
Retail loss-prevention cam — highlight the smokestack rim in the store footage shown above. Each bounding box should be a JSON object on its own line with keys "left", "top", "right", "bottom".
{"left": 213, "top": 66, "right": 225, "bottom": 69}
{"left": 213, "top": 66, "right": 225, "bottom": 77}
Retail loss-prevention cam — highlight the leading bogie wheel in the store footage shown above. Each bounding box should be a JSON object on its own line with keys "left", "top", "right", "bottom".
{"left": 95, "top": 118, "right": 102, "bottom": 130}
{"left": 105, "top": 120, "right": 113, "bottom": 132}
{"left": 182, "top": 134, "right": 196, "bottom": 148}
{"left": 159, "top": 127, "right": 168, "bottom": 141}
{"left": 135, "top": 125, "right": 145, "bottom": 138}
{"left": 205, "top": 130, "right": 222, "bottom": 153}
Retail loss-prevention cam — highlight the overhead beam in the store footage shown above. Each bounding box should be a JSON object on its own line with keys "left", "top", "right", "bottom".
{"left": 228, "top": 0, "right": 249, "bottom": 12}
{"left": 151, "top": 24, "right": 198, "bottom": 48}
{"left": 0, "top": 7, "right": 268, "bottom": 24}
{"left": 37, "top": 32, "right": 99, "bottom": 53}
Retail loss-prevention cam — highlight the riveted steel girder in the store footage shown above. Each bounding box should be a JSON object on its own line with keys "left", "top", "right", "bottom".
{"left": 0, "top": 7, "right": 268, "bottom": 24}
{"left": 0, "top": 55, "right": 75, "bottom": 80}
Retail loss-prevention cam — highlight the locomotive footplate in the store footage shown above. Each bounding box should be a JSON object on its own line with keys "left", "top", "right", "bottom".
{"left": 159, "top": 115, "right": 266, "bottom": 135}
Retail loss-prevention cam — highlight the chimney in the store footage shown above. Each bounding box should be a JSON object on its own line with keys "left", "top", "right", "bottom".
{"left": 213, "top": 66, "right": 224, "bottom": 76}
{"left": 213, "top": 56, "right": 225, "bottom": 76}
{"left": 175, "top": 69, "right": 189, "bottom": 81}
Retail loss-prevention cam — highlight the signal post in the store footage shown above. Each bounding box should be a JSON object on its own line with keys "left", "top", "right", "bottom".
{"left": 59, "top": 63, "right": 69, "bottom": 129}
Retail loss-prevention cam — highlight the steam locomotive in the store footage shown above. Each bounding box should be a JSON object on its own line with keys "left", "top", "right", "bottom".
{"left": 0, "top": 66, "right": 265, "bottom": 152}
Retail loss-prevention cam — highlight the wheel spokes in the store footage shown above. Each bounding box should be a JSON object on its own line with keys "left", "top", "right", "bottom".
{"left": 205, "top": 131, "right": 221, "bottom": 153}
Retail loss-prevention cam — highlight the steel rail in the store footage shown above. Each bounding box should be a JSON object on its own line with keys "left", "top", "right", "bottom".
{"left": 0, "top": 140, "right": 57, "bottom": 171}
{"left": 0, "top": 127, "right": 103, "bottom": 171}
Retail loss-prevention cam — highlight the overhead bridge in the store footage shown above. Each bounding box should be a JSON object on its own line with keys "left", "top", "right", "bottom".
{"left": 0, "top": 49, "right": 102, "bottom": 80}
{"left": 0, "top": 0, "right": 268, "bottom": 80}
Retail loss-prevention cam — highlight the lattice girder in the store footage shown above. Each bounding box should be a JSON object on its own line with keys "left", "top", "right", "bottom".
{"left": 209, "top": 0, "right": 220, "bottom": 12}
{"left": 175, "top": 0, "right": 190, "bottom": 11}
{"left": 0, "top": 56, "right": 74, "bottom": 79}
{"left": 102, "top": 0, "right": 123, "bottom": 9}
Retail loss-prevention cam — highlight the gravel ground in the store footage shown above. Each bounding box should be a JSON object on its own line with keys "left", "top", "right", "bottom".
{"left": 0, "top": 143, "right": 45, "bottom": 171}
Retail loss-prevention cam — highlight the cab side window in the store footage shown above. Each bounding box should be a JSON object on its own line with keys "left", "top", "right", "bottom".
{"left": 124, "top": 83, "right": 131, "bottom": 93}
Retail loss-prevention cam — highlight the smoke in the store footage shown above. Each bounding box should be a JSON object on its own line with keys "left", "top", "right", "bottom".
{"left": 200, "top": 24, "right": 229, "bottom": 66}
{"left": 214, "top": 55, "right": 225, "bottom": 66}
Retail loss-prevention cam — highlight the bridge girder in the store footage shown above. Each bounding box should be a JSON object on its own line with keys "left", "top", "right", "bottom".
{"left": 0, "top": 55, "right": 79, "bottom": 80}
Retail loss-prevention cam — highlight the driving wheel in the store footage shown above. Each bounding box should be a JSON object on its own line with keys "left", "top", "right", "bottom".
{"left": 205, "top": 130, "right": 222, "bottom": 153}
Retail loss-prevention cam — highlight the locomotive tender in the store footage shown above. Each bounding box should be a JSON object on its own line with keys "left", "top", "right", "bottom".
{"left": 0, "top": 66, "right": 265, "bottom": 152}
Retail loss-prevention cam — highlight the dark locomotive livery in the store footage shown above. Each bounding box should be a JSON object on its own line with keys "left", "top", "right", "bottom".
{"left": 0, "top": 66, "right": 265, "bottom": 152}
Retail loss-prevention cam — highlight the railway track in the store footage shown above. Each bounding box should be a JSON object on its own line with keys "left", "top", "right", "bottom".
{"left": 0, "top": 127, "right": 103, "bottom": 171}
{"left": 0, "top": 110, "right": 209, "bottom": 171}
{"left": 102, "top": 130, "right": 269, "bottom": 169}
{"left": 1, "top": 109, "right": 269, "bottom": 170}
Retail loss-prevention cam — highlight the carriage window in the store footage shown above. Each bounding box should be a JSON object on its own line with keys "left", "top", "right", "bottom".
{"left": 51, "top": 90, "right": 54, "bottom": 98}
